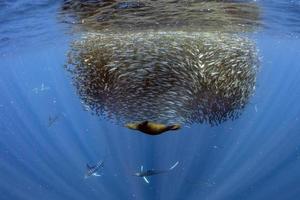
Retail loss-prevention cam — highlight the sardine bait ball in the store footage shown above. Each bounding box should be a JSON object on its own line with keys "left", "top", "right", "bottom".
{"left": 66, "top": 32, "right": 258, "bottom": 125}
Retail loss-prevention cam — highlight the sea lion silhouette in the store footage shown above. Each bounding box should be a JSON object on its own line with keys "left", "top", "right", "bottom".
{"left": 126, "top": 121, "right": 180, "bottom": 135}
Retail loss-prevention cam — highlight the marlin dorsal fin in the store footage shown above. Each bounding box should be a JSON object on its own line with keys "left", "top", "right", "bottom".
{"left": 169, "top": 161, "right": 179, "bottom": 170}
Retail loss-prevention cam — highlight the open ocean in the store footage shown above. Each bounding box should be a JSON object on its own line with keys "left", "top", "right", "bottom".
{"left": 0, "top": 1, "right": 300, "bottom": 199}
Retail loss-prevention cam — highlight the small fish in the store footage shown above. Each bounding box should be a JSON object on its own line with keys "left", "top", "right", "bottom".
{"left": 48, "top": 115, "right": 59, "bottom": 127}
{"left": 32, "top": 83, "right": 50, "bottom": 94}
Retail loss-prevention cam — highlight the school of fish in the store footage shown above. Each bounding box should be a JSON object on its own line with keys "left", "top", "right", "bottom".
{"left": 65, "top": 31, "right": 259, "bottom": 126}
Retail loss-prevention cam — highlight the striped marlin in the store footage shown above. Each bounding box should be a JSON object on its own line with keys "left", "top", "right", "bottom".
{"left": 134, "top": 161, "right": 179, "bottom": 183}
{"left": 84, "top": 160, "right": 104, "bottom": 179}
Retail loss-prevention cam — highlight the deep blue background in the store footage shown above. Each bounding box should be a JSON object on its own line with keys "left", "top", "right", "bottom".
{"left": 1, "top": 1, "right": 300, "bottom": 199}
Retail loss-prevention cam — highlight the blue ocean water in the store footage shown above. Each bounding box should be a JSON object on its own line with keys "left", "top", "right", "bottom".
{"left": 0, "top": 1, "right": 300, "bottom": 200}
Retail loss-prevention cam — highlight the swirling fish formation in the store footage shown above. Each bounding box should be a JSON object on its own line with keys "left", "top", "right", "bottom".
{"left": 66, "top": 31, "right": 258, "bottom": 125}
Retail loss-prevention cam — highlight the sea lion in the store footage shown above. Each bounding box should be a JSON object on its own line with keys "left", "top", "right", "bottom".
{"left": 126, "top": 121, "right": 181, "bottom": 135}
